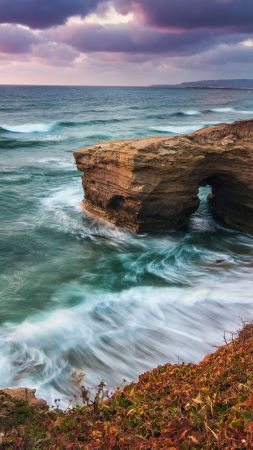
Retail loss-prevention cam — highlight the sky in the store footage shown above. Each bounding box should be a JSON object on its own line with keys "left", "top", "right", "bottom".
{"left": 0, "top": 0, "right": 252, "bottom": 85}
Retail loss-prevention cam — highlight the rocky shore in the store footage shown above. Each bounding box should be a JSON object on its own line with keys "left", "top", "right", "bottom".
{"left": 1, "top": 324, "right": 253, "bottom": 448}
{"left": 74, "top": 119, "right": 253, "bottom": 234}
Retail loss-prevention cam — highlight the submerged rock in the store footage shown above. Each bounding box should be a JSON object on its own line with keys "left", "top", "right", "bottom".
{"left": 74, "top": 119, "right": 253, "bottom": 234}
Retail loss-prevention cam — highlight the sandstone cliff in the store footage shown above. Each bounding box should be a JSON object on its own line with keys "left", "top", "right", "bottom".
{"left": 74, "top": 119, "right": 253, "bottom": 234}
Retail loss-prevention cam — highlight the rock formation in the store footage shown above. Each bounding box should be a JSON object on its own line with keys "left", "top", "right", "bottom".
{"left": 74, "top": 119, "right": 253, "bottom": 234}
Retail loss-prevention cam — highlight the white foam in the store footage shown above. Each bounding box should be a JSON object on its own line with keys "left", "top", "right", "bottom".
{"left": 0, "top": 275, "right": 252, "bottom": 407}
{"left": 182, "top": 110, "right": 200, "bottom": 116}
{"left": 38, "top": 157, "right": 73, "bottom": 168}
{"left": 1, "top": 122, "right": 55, "bottom": 133}
{"left": 33, "top": 134, "right": 63, "bottom": 141}
{"left": 237, "top": 110, "right": 253, "bottom": 114}
{"left": 41, "top": 182, "right": 82, "bottom": 211}
{"left": 209, "top": 107, "right": 253, "bottom": 115}
{"left": 151, "top": 124, "right": 201, "bottom": 134}
{"left": 210, "top": 107, "right": 235, "bottom": 113}
{"left": 38, "top": 180, "right": 141, "bottom": 246}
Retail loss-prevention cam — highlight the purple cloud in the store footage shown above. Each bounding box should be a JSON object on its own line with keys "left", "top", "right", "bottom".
{"left": 115, "top": 0, "right": 253, "bottom": 32}
{"left": 0, "top": 0, "right": 252, "bottom": 84}
{"left": 51, "top": 22, "right": 247, "bottom": 56}
{"left": 0, "top": 0, "right": 105, "bottom": 29}
{"left": 32, "top": 42, "right": 79, "bottom": 65}
{"left": 1, "top": 0, "right": 253, "bottom": 32}
{"left": 0, "top": 0, "right": 252, "bottom": 37}
{"left": 0, "top": 24, "right": 40, "bottom": 53}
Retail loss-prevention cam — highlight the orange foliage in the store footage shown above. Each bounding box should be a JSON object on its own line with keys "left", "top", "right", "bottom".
{"left": 1, "top": 324, "right": 253, "bottom": 449}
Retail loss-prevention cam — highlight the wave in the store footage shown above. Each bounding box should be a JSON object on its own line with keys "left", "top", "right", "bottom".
{"left": 147, "top": 110, "right": 201, "bottom": 119}
{"left": 208, "top": 107, "right": 235, "bottom": 113}
{"left": 148, "top": 107, "right": 253, "bottom": 120}
{"left": 0, "top": 278, "right": 252, "bottom": 407}
{"left": 150, "top": 124, "right": 201, "bottom": 134}
{"left": 0, "top": 123, "right": 56, "bottom": 134}
{"left": 175, "top": 110, "right": 201, "bottom": 116}
{"left": 147, "top": 107, "right": 253, "bottom": 121}
{"left": 41, "top": 182, "right": 82, "bottom": 212}
{"left": 0, "top": 138, "right": 42, "bottom": 149}
{"left": 58, "top": 118, "right": 124, "bottom": 128}
{"left": 38, "top": 181, "right": 138, "bottom": 247}
{"left": 0, "top": 134, "right": 63, "bottom": 150}
{"left": 145, "top": 113, "right": 172, "bottom": 120}
{"left": 170, "top": 108, "right": 253, "bottom": 117}
{"left": 206, "top": 107, "right": 253, "bottom": 114}
{"left": 236, "top": 110, "right": 253, "bottom": 114}
{"left": 0, "top": 117, "right": 128, "bottom": 135}
{"left": 1, "top": 109, "right": 251, "bottom": 137}
{"left": 0, "top": 173, "right": 33, "bottom": 185}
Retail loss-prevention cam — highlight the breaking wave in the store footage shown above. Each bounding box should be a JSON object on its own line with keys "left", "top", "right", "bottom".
{"left": 0, "top": 117, "right": 129, "bottom": 135}
{"left": 0, "top": 277, "right": 252, "bottom": 407}
{"left": 1, "top": 108, "right": 252, "bottom": 137}
{"left": 208, "top": 107, "right": 235, "bottom": 113}
{"left": 206, "top": 107, "right": 253, "bottom": 114}
{"left": 175, "top": 110, "right": 201, "bottom": 116}
{"left": 150, "top": 124, "right": 202, "bottom": 134}
{"left": 0, "top": 123, "right": 56, "bottom": 134}
{"left": 173, "top": 108, "right": 253, "bottom": 117}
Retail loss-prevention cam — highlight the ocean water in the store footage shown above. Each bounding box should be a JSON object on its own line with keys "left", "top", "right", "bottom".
{"left": 0, "top": 86, "right": 253, "bottom": 406}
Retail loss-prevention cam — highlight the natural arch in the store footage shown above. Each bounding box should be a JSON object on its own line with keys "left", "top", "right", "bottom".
{"left": 74, "top": 119, "right": 253, "bottom": 234}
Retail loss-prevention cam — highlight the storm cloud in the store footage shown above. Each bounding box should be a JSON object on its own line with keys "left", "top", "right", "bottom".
{"left": 114, "top": 0, "right": 253, "bottom": 32}
{"left": 53, "top": 22, "right": 242, "bottom": 56}
{"left": 0, "top": 24, "right": 40, "bottom": 53}
{"left": 0, "top": 0, "right": 105, "bottom": 28}
{"left": 0, "top": 0, "right": 252, "bottom": 84}
{"left": 1, "top": 0, "right": 253, "bottom": 32}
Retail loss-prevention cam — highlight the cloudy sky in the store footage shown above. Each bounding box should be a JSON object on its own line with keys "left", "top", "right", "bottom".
{"left": 0, "top": 0, "right": 252, "bottom": 85}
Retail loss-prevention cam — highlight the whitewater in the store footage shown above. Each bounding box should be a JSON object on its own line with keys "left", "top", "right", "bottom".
{"left": 0, "top": 85, "right": 253, "bottom": 407}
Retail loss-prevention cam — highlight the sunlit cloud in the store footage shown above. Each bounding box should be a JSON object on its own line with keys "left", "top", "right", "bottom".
{"left": 67, "top": 4, "right": 135, "bottom": 26}
{"left": 243, "top": 39, "right": 253, "bottom": 47}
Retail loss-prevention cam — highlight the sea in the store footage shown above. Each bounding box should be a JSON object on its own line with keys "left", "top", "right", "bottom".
{"left": 0, "top": 85, "right": 253, "bottom": 407}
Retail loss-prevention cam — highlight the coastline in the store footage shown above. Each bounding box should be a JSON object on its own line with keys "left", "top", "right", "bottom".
{"left": 150, "top": 86, "right": 253, "bottom": 91}
{"left": 1, "top": 86, "right": 253, "bottom": 448}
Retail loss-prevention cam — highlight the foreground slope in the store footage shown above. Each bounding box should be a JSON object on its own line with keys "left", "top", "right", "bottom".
{"left": 1, "top": 324, "right": 253, "bottom": 449}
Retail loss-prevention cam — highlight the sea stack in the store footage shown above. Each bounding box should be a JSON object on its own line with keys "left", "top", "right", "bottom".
{"left": 74, "top": 119, "right": 253, "bottom": 234}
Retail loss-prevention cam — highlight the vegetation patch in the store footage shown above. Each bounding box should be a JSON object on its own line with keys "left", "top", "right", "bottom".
{"left": 1, "top": 324, "right": 253, "bottom": 449}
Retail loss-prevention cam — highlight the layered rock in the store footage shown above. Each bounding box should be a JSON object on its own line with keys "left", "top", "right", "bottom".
{"left": 74, "top": 119, "right": 253, "bottom": 233}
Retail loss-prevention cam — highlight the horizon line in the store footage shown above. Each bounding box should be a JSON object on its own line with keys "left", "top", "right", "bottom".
{"left": 0, "top": 78, "right": 253, "bottom": 88}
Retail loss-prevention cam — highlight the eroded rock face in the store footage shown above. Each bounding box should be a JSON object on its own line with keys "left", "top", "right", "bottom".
{"left": 74, "top": 119, "right": 253, "bottom": 234}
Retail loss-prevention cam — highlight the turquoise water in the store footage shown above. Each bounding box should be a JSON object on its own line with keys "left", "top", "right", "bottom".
{"left": 0, "top": 86, "right": 253, "bottom": 406}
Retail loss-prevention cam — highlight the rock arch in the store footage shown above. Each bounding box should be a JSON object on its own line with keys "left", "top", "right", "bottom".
{"left": 74, "top": 119, "right": 253, "bottom": 234}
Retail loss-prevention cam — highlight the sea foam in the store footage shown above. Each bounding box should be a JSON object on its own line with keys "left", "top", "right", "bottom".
{"left": 150, "top": 124, "right": 201, "bottom": 134}
{"left": 178, "top": 110, "right": 200, "bottom": 116}
{"left": 0, "top": 123, "right": 55, "bottom": 133}
{"left": 0, "top": 278, "right": 252, "bottom": 407}
{"left": 209, "top": 107, "right": 235, "bottom": 113}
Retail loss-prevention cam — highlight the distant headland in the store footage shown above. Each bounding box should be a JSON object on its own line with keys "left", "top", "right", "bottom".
{"left": 150, "top": 79, "right": 253, "bottom": 90}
